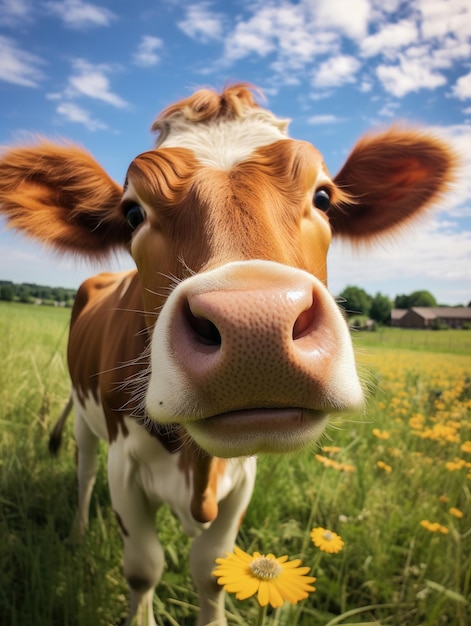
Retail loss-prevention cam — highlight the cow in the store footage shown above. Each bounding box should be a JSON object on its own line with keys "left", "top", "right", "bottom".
{"left": 0, "top": 84, "right": 456, "bottom": 626}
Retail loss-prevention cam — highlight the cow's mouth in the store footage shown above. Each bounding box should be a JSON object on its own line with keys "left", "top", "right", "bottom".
{"left": 186, "top": 407, "right": 329, "bottom": 457}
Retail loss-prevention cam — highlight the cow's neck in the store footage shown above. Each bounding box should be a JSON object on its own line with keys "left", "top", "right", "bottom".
{"left": 176, "top": 440, "right": 226, "bottom": 523}
{"left": 143, "top": 402, "right": 224, "bottom": 523}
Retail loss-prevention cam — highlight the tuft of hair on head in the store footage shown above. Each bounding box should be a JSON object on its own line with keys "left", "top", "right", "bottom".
{"left": 150, "top": 83, "right": 265, "bottom": 141}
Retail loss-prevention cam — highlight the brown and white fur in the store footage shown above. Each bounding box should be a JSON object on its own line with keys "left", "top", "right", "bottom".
{"left": 0, "top": 84, "right": 456, "bottom": 625}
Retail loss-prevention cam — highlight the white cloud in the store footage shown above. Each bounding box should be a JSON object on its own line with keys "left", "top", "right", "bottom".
{"left": 177, "top": 2, "right": 224, "bottom": 43}
{"left": 0, "top": 0, "right": 32, "bottom": 26}
{"left": 0, "top": 235, "right": 132, "bottom": 290}
{"left": 222, "top": 7, "right": 277, "bottom": 62}
{"left": 431, "top": 124, "right": 471, "bottom": 216}
{"left": 452, "top": 71, "right": 471, "bottom": 100}
{"left": 0, "top": 35, "right": 45, "bottom": 87}
{"left": 206, "top": 0, "right": 370, "bottom": 71}
{"left": 418, "top": 0, "right": 471, "bottom": 42}
{"left": 172, "top": 0, "right": 469, "bottom": 100}
{"left": 312, "top": 55, "right": 361, "bottom": 88}
{"left": 217, "top": 0, "right": 367, "bottom": 75}
{"left": 431, "top": 37, "right": 471, "bottom": 69}
{"left": 133, "top": 36, "right": 163, "bottom": 67}
{"left": 309, "top": 0, "right": 371, "bottom": 40}
{"left": 328, "top": 219, "right": 471, "bottom": 304}
{"left": 377, "top": 100, "right": 400, "bottom": 117}
{"left": 360, "top": 19, "right": 419, "bottom": 58}
{"left": 45, "top": 0, "right": 116, "bottom": 29}
{"left": 376, "top": 56, "right": 446, "bottom": 97}
{"left": 220, "top": 3, "right": 341, "bottom": 71}
{"left": 359, "top": 80, "right": 373, "bottom": 93}
{"left": 272, "top": 18, "right": 339, "bottom": 71}
{"left": 66, "top": 59, "right": 128, "bottom": 108}
{"left": 56, "top": 101, "right": 107, "bottom": 131}
{"left": 308, "top": 114, "right": 343, "bottom": 125}
{"left": 46, "top": 59, "right": 127, "bottom": 129}
{"left": 370, "top": 0, "right": 404, "bottom": 15}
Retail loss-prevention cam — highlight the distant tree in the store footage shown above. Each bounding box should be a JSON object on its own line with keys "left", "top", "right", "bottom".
{"left": 23, "top": 283, "right": 38, "bottom": 296}
{"left": 408, "top": 290, "right": 437, "bottom": 307}
{"left": 19, "top": 286, "right": 32, "bottom": 304}
{"left": 52, "top": 287, "right": 65, "bottom": 302}
{"left": 39, "top": 286, "right": 52, "bottom": 300}
{"left": 0, "top": 284, "right": 14, "bottom": 301}
{"left": 339, "top": 286, "right": 372, "bottom": 317}
{"left": 370, "top": 293, "right": 392, "bottom": 324}
{"left": 394, "top": 293, "right": 410, "bottom": 309}
{"left": 394, "top": 290, "right": 437, "bottom": 308}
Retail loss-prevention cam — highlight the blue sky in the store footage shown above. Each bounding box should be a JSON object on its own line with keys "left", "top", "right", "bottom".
{"left": 0, "top": 0, "right": 470, "bottom": 305}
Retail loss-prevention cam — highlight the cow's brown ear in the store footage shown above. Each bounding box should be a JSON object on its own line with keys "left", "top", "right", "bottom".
{"left": 329, "top": 127, "right": 458, "bottom": 240}
{"left": 0, "top": 141, "right": 129, "bottom": 258}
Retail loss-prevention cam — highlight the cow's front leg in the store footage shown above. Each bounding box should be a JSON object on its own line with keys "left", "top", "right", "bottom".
{"left": 190, "top": 458, "right": 257, "bottom": 626}
{"left": 72, "top": 408, "right": 99, "bottom": 538}
{"left": 108, "top": 447, "right": 162, "bottom": 626}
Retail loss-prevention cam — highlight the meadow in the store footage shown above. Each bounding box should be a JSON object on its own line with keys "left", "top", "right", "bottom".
{"left": 0, "top": 301, "right": 469, "bottom": 625}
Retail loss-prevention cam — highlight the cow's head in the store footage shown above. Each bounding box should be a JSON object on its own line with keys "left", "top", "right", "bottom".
{"left": 0, "top": 84, "right": 456, "bottom": 457}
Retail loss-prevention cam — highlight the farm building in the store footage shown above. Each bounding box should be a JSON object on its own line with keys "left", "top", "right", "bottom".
{"left": 391, "top": 307, "right": 471, "bottom": 329}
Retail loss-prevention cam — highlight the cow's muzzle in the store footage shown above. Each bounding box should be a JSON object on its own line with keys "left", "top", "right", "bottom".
{"left": 146, "top": 260, "right": 363, "bottom": 456}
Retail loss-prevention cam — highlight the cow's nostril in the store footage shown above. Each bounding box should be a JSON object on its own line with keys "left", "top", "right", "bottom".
{"left": 292, "top": 295, "right": 317, "bottom": 340}
{"left": 184, "top": 302, "right": 222, "bottom": 346}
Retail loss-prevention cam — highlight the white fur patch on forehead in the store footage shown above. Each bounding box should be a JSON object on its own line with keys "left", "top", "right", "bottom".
{"left": 155, "top": 110, "right": 290, "bottom": 170}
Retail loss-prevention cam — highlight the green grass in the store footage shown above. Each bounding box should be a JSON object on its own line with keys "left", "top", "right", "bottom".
{"left": 352, "top": 327, "right": 471, "bottom": 355}
{"left": 0, "top": 302, "right": 470, "bottom": 625}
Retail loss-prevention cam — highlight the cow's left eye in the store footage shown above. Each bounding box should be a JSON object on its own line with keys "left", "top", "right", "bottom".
{"left": 125, "top": 204, "right": 146, "bottom": 230}
{"left": 314, "top": 188, "right": 331, "bottom": 212}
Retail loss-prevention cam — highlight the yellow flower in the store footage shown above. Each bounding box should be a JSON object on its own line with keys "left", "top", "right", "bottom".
{"left": 449, "top": 507, "right": 464, "bottom": 519}
{"left": 372, "top": 428, "right": 391, "bottom": 439}
{"left": 409, "top": 413, "right": 425, "bottom": 429}
{"left": 445, "top": 459, "right": 466, "bottom": 471}
{"left": 213, "top": 547, "right": 316, "bottom": 608}
{"left": 461, "top": 441, "right": 471, "bottom": 454}
{"left": 420, "top": 520, "right": 449, "bottom": 534}
{"left": 377, "top": 460, "right": 392, "bottom": 473}
{"left": 321, "top": 445, "right": 341, "bottom": 454}
{"left": 310, "top": 527, "right": 345, "bottom": 554}
{"left": 315, "top": 453, "right": 333, "bottom": 467}
{"left": 315, "top": 454, "right": 355, "bottom": 473}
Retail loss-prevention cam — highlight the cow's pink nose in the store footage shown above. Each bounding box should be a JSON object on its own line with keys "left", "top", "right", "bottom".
{"left": 183, "top": 287, "right": 317, "bottom": 349}
{"left": 167, "top": 280, "right": 334, "bottom": 412}
{"left": 146, "top": 260, "right": 364, "bottom": 455}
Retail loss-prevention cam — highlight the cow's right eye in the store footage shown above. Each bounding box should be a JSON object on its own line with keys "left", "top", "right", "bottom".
{"left": 125, "top": 204, "right": 146, "bottom": 230}
{"left": 313, "top": 188, "right": 331, "bottom": 212}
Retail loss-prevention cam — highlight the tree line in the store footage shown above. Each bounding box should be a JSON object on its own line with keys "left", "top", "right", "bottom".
{"left": 1, "top": 279, "right": 467, "bottom": 323}
{"left": 0, "top": 280, "right": 76, "bottom": 306}
{"left": 339, "top": 286, "right": 447, "bottom": 326}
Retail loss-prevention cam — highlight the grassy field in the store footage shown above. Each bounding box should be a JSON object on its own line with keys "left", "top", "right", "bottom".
{"left": 0, "top": 301, "right": 470, "bottom": 625}
{"left": 352, "top": 327, "right": 471, "bottom": 356}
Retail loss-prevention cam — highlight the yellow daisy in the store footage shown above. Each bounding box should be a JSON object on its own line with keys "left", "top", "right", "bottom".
{"left": 372, "top": 428, "right": 391, "bottom": 440}
{"left": 376, "top": 460, "right": 392, "bottom": 473}
{"left": 310, "top": 527, "right": 344, "bottom": 554}
{"left": 321, "top": 445, "right": 341, "bottom": 454}
{"left": 420, "top": 520, "right": 449, "bottom": 534}
{"left": 213, "top": 547, "right": 316, "bottom": 608}
{"left": 461, "top": 440, "right": 471, "bottom": 454}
